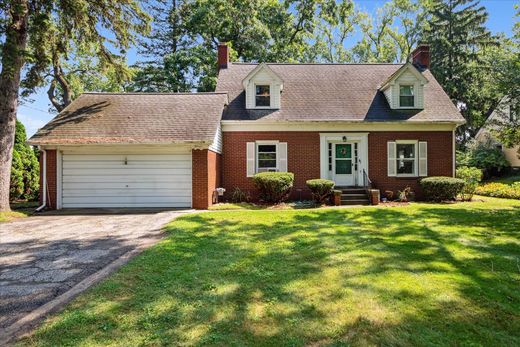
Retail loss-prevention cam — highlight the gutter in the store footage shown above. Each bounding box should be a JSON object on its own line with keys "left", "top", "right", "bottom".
{"left": 35, "top": 148, "right": 47, "bottom": 212}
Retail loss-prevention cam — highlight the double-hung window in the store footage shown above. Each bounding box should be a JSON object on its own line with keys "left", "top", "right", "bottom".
{"left": 399, "top": 85, "right": 415, "bottom": 107}
{"left": 255, "top": 85, "right": 271, "bottom": 107}
{"left": 396, "top": 142, "right": 416, "bottom": 176}
{"left": 256, "top": 143, "right": 277, "bottom": 172}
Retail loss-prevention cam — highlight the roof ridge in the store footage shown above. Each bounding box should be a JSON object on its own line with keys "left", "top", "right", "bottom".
{"left": 82, "top": 92, "right": 228, "bottom": 95}
{"left": 230, "top": 62, "right": 404, "bottom": 66}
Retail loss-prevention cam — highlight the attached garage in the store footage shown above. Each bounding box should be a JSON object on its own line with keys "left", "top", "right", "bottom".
{"left": 61, "top": 152, "right": 192, "bottom": 208}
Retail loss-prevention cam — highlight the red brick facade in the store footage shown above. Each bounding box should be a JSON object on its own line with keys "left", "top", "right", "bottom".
{"left": 39, "top": 149, "right": 57, "bottom": 209}
{"left": 221, "top": 131, "right": 454, "bottom": 201}
{"left": 192, "top": 149, "right": 221, "bottom": 209}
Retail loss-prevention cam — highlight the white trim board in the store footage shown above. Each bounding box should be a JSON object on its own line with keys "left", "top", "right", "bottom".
{"left": 222, "top": 121, "right": 460, "bottom": 132}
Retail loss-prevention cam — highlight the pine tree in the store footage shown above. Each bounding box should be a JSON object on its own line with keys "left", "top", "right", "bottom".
{"left": 422, "top": 0, "right": 499, "bottom": 142}
{"left": 10, "top": 121, "right": 39, "bottom": 201}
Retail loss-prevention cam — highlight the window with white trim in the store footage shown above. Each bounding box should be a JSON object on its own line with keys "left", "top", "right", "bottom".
{"left": 256, "top": 143, "right": 277, "bottom": 172}
{"left": 396, "top": 142, "right": 416, "bottom": 175}
{"left": 399, "top": 85, "right": 414, "bottom": 107}
{"left": 255, "top": 85, "right": 271, "bottom": 107}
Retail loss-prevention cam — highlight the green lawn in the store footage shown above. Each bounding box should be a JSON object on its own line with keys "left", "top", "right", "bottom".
{"left": 21, "top": 198, "right": 520, "bottom": 346}
{"left": 0, "top": 201, "right": 37, "bottom": 222}
{"left": 487, "top": 174, "right": 520, "bottom": 185}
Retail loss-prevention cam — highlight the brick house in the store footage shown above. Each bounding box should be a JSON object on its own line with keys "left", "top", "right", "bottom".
{"left": 28, "top": 44, "right": 464, "bottom": 209}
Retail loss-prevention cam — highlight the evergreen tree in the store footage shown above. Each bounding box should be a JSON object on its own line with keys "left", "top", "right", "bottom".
{"left": 422, "top": 0, "right": 499, "bottom": 142}
{"left": 10, "top": 121, "right": 39, "bottom": 201}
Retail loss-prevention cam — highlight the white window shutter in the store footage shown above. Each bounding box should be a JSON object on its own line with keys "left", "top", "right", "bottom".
{"left": 419, "top": 141, "right": 428, "bottom": 176}
{"left": 277, "top": 142, "right": 288, "bottom": 172}
{"left": 387, "top": 141, "right": 397, "bottom": 177}
{"left": 246, "top": 142, "right": 256, "bottom": 177}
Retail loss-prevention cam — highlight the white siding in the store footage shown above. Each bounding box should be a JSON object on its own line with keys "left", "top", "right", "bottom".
{"left": 61, "top": 152, "right": 192, "bottom": 208}
{"left": 209, "top": 122, "right": 223, "bottom": 154}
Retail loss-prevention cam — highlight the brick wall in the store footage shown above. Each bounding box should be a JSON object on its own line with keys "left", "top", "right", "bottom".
{"left": 192, "top": 149, "right": 221, "bottom": 209}
{"left": 368, "top": 131, "right": 453, "bottom": 199}
{"left": 222, "top": 132, "right": 321, "bottom": 200}
{"left": 39, "top": 149, "right": 57, "bottom": 209}
{"left": 221, "top": 131, "right": 453, "bottom": 201}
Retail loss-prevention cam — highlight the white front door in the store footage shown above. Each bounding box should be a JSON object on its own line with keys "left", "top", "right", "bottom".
{"left": 333, "top": 143, "right": 355, "bottom": 186}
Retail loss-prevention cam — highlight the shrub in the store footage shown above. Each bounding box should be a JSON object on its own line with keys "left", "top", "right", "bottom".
{"left": 456, "top": 167, "right": 483, "bottom": 201}
{"left": 10, "top": 120, "right": 39, "bottom": 201}
{"left": 420, "top": 176, "right": 465, "bottom": 202}
{"left": 252, "top": 172, "right": 294, "bottom": 203}
{"left": 306, "top": 179, "right": 335, "bottom": 204}
{"left": 230, "top": 187, "right": 250, "bottom": 203}
{"left": 457, "top": 140, "right": 509, "bottom": 177}
{"left": 476, "top": 182, "right": 520, "bottom": 199}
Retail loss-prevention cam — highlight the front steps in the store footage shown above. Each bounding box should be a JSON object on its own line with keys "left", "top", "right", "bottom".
{"left": 336, "top": 186, "right": 370, "bottom": 205}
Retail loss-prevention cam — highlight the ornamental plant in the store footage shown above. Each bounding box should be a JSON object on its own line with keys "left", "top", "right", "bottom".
{"left": 476, "top": 182, "right": 520, "bottom": 200}
{"left": 456, "top": 167, "right": 483, "bottom": 201}
{"left": 306, "top": 179, "right": 335, "bottom": 204}
{"left": 420, "top": 176, "right": 465, "bottom": 202}
{"left": 252, "top": 172, "right": 294, "bottom": 203}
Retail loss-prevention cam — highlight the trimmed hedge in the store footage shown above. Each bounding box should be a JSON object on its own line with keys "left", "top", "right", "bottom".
{"left": 420, "top": 176, "right": 465, "bottom": 202}
{"left": 456, "top": 167, "right": 483, "bottom": 201}
{"left": 252, "top": 172, "right": 294, "bottom": 203}
{"left": 476, "top": 182, "right": 520, "bottom": 200}
{"left": 306, "top": 179, "right": 335, "bottom": 204}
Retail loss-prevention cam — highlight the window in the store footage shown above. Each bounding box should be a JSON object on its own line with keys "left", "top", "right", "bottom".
{"left": 399, "top": 85, "right": 414, "bottom": 107}
{"left": 396, "top": 142, "right": 416, "bottom": 175}
{"left": 255, "top": 85, "right": 270, "bottom": 107}
{"left": 257, "top": 144, "right": 277, "bottom": 172}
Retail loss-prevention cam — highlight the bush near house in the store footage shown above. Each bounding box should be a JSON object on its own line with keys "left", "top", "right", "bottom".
{"left": 306, "top": 179, "right": 335, "bottom": 204}
{"left": 252, "top": 172, "right": 294, "bottom": 203}
{"left": 476, "top": 182, "right": 520, "bottom": 199}
{"left": 10, "top": 121, "right": 39, "bottom": 201}
{"left": 456, "top": 141, "right": 510, "bottom": 178}
{"left": 420, "top": 176, "right": 465, "bottom": 202}
{"left": 456, "top": 167, "right": 483, "bottom": 201}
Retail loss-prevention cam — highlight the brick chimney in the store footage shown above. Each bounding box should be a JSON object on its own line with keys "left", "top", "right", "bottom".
{"left": 411, "top": 44, "right": 430, "bottom": 69}
{"left": 217, "top": 43, "right": 229, "bottom": 70}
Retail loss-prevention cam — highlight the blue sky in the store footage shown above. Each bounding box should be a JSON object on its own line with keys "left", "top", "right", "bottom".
{"left": 18, "top": 0, "right": 519, "bottom": 137}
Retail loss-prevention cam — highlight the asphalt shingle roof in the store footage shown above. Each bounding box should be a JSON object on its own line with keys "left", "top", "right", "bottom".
{"left": 28, "top": 93, "right": 228, "bottom": 145}
{"left": 216, "top": 63, "right": 464, "bottom": 123}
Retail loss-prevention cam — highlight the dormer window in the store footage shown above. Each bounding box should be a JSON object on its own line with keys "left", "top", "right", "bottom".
{"left": 255, "top": 85, "right": 270, "bottom": 107}
{"left": 399, "top": 85, "right": 414, "bottom": 107}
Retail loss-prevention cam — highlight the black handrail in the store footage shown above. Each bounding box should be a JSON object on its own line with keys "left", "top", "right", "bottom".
{"left": 362, "top": 169, "right": 372, "bottom": 189}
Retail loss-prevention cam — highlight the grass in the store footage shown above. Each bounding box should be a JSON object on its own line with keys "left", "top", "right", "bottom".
{"left": 21, "top": 198, "right": 520, "bottom": 346}
{"left": 0, "top": 201, "right": 37, "bottom": 222}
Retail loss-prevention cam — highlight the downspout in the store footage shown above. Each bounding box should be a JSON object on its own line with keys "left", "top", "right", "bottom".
{"left": 35, "top": 148, "right": 47, "bottom": 212}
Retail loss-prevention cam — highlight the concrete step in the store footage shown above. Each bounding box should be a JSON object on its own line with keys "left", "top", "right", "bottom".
{"left": 341, "top": 193, "right": 368, "bottom": 200}
{"left": 341, "top": 199, "right": 370, "bottom": 205}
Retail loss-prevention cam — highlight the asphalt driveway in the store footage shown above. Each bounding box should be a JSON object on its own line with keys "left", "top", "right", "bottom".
{"left": 0, "top": 208, "right": 192, "bottom": 332}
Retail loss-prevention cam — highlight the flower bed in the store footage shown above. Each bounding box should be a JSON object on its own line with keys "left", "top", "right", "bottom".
{"left": 475, "top": 182, "right": 520, "bottom": 199}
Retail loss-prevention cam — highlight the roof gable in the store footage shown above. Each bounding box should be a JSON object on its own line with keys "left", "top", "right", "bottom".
{"left": 242, "top": 63, "right": 283, "bottom": 89}
{"left": 380, "top": 62, "right": 428, "bottom": 91}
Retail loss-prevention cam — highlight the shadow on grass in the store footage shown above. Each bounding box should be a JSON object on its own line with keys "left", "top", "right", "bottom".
{"left": 24, "top": 203, "right": 520, "bottom": 346}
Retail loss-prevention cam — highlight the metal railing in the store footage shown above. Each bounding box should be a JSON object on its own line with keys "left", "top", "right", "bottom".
{"left": 362, "top": 169, "right": 372, "bottom": 190}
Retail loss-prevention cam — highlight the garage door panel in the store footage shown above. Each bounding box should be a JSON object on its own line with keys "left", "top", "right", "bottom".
{"left": 63, "top": 189, "right": 191, "bottom": 197}
{"left": 63, "top": 154, "right": 191, "bottom": 162}
{"left": 62, "top": 153, "right": 192, "bottom": 208}
{"left": 63, "top": 182, "right": 191, "bottom": 189}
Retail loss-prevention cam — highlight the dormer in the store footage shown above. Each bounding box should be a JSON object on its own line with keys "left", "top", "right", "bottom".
{"left": 242, "top": 63, "right": 283, "bottom": 109}
{"left": 380, "top": 62, "right": 428, "bottom": 110}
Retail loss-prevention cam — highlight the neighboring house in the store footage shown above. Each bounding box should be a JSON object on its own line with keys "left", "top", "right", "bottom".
{"left": 475, "top": 97, "right": 520, "bottom": 168}
{"left": 29, "top": 44, "right": 464, "bottom": 209}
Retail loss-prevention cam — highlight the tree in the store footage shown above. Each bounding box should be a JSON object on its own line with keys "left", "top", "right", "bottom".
{"left": 10, "top": 120, "right": 39, "bottom": 201}
{"left": 0, "top": 0, "right": 150, "bottom": 212}
{"left": 421, "top": 0, "right": 499, "bottom": 143}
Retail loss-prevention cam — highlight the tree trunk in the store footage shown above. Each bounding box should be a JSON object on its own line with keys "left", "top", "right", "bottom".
{"left": 0, "top": 0, "right": 29, "bottom": 212}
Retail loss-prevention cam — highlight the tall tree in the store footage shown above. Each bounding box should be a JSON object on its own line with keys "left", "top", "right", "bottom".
{"left": 422, "top": 0, "right": 499, "bottom": 142}
{"left": 0, "top": 0, "right": 150, "bottom": 212}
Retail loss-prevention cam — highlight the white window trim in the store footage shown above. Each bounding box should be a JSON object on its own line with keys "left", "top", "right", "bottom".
{"left": 254, "top": 83, "right": 272, "bottom": 109}
{"left": 256, "top": 141, "right": 279, "bottom": 173}
{"left": 399, "top": 84, "right": 415, "bottom": 109}
{"left": 395, "top": 140, "right": 418, "bottom": 177}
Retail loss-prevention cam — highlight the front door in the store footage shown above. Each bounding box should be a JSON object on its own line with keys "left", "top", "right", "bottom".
{"left": 333, "top": 143, "right": 355, "bottom": 186}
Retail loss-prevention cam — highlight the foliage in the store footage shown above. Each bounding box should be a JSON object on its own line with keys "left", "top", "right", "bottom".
{"left": 420, "top": 176, "right": 465, "bottom": 201}
{"left": 252, "top": 172, "right": 294, "bottom": 203}
{"left": 457, "top": 140, "right": 510, "bottom": 176}
{"left": 10, "top": 121, "right": 39, "bottom": 201}
{"left": 456, "top": 166, "right": 483, "bottom": 201}
{"left": 230, "top": 187, "right": 250, "bottom": 203}
{"left": 22, "top": 200, "right": 520, "bottom": 346}
{"left": 476, "top": 182, "right": 520, "bottom": 200}
{"left": 306, "top": 179, "right": 335, "bottom": 204}
{"left": 421, "top": 0, "right": 500, "bottom": 142}
{"left": 397, "top": 186, "right": 413, "bottom": 202}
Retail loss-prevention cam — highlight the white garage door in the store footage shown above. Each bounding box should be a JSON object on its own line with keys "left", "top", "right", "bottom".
{"left": 61, "top": 153, "right": 192, "bottom": 208}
